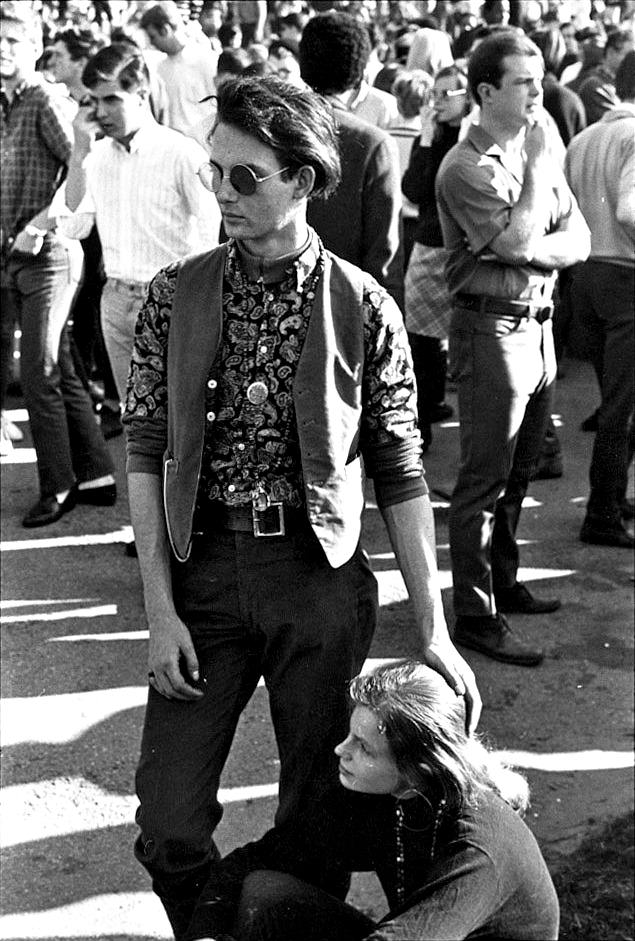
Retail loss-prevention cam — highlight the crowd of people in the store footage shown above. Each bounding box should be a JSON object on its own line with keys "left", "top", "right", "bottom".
{"left": 1, "top": 1, "right": 633, "bottom": 939}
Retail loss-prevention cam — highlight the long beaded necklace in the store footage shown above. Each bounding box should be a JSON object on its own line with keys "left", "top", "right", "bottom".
{"left": 394, "top": 797, "right": 447, "bottom": 907}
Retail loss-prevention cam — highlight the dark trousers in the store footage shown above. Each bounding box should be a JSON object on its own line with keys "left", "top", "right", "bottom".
{"left": 3, "top": 236, "right": 113, "bottom": 497}
{"left": 449, "top": 307, "right": 555, "bottom": 618}
{"left": 408, "top": 332, "right": 447, "bottom": 449}
{"left": 134, "top": 525, "right": 377, "bottom": 938}
{"left": 570, "top": 260, "right": 635, "bottom": 522}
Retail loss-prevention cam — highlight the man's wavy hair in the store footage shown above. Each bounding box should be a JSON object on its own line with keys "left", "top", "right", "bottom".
{"left": 82, "top": 43, "right": 150, "bottom": 93}
{"left": 209, "top": 76, "right": 341, "bottom": 201}
{"left": 349, "top": 661, "right": 529, "bottom": 818}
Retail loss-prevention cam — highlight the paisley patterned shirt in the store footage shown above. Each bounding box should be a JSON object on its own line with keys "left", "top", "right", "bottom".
{"left": 125, "top": 233, "right": 422, "bottom": 509}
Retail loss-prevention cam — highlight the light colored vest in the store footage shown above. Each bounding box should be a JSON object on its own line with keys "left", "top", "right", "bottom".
{"left": 164, "top": 243, "right": 370, "bottom": 567}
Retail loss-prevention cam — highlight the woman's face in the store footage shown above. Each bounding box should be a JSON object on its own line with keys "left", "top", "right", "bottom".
{"left": 335, "top": 705, "right": 402, "bottom": 795}
{"left": 432, "top": 74, "right": 468, "bottom": 125}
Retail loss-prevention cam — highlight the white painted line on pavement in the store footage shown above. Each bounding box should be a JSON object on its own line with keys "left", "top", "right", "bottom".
{"left": 0, "top": 526, "right": 134, "bottom": 551}
{"left": 48, "top": 630, "right": 150, "bottom": 642}
{"left": 0, "top": 604, "right": 117, "bottom": 625}
{"left": 1, "top": 777, "right": 279, "bottom": 847}
{"left": 3, "top": 407, "right": 28, "bottom": 422}
{"left": 497, "top": 749, "right": 635, "bottom": 772}
{"left": 0, "top": 447, "right": 36, "bottom": 464}
{"left": 0, "top": 599, "right": 96, "bottom": 609}
{"left": 0, "top": 687, "right": 148, "bottom": 746}
{"left": 0, "top": 892, "right": 172, "bottom": 938}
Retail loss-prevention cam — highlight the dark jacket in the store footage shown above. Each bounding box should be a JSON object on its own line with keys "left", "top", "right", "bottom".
{"left": 308, "top": 103, "right": 405, "bottom": 311}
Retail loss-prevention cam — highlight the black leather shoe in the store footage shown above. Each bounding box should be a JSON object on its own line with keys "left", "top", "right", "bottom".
{"left": 23, "top": 487, "right": 77, "bottom": 528}
{"left": 76, "top": 483, "right": 117, "bottom": 506}
{"left": 454, "top": 613, "right": 544, "bottom": 666}
{"left": 580, "top": 518, "right": 634, "bottom": 549}
{"left": 124, "top": 540, "right": 138, "bottom": 558}
{"left": 495, "top": 582, "right": 561, "bottom": 614}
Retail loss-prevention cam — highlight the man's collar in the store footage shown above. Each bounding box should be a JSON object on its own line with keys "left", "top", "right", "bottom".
{"left": 111, "top": 116, "right": 159, "bottom": 153}
{"left": 227, "top": 228, "right": 321, "bottom": 289}
{"left": 465, "top": 122, "right": 505, "bottom": 157}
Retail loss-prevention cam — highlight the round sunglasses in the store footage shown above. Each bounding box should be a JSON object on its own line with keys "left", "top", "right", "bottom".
{"left": 197, "top": 160, "right": 290, "bottom": 196}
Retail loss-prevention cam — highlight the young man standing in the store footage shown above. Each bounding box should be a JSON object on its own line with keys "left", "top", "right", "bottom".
{"left": 62, "top": 43, "right": 220, "bottom": 407}
{"left": 1, "top": 4, "right": 115, "bottom": 524}
{"left": 436, "top": 33, "right": 591, "bottom": 666}
{"left": 124, "top": 76, "right": 480, "bottom": 938}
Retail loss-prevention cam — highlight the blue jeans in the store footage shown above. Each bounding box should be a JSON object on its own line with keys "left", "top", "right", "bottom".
{"left": 4, "top": 235, "right": 113, "bottom": 497}
{"left": 570, "top": 260, "right": 635, "bottom": 522}
{"left": 449, "top": 307, "right": 556, "bottom": 617}
{"left": 134, "top": 525, "right": 377, "bottom": 938}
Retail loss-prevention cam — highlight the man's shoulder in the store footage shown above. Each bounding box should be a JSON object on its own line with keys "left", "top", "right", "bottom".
{"left": 334, "top": 106, "right": 390, "bottom": 145}
{"left": 436, "top": 136, "right": 472, "bottom": 185}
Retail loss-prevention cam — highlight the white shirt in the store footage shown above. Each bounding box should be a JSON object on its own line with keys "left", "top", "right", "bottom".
{"left": 157, "top": 40, "right": 218, "bottom": 140}
{"left": 63, "top": 119, "right": 220, "bottom": 282}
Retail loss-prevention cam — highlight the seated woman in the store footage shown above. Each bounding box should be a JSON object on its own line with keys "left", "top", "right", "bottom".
{"left": 186, "top": 661, "right": 559, "bottom": 940}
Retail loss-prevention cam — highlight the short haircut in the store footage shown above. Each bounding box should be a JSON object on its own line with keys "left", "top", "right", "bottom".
{"left": 82, "top": 43, "right": 150, "bottom": 93}
{"left": 0, "top": 2, "right": 41, "bottom": 46}
{"left": 616, "top": 49, "right": 635, "bottom": 100}
{"left": 54, "top": 27, "right": 102, "bottom": 61}
{"left": 299, "top": 11, "right": 371, "bottom": 94}
{"left": 468, "top": 31, "right": 541, "bottom": 105}
{"left": 211, "top": 76, "right": 341, "bottom": 200}
{"left": 268, "top": 38, "right": 298, "bottom": 60}
{"left": 139, "top": 1, "right": 181, "bottom": 32}
{"left": 606, "top": 27, "right": 634, "bottom": 54}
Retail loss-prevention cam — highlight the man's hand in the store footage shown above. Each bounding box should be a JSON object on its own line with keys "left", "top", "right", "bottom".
{"left": 72, "top": 103, "right": 101, "bottom": 153}
{"left": 422, "top": 635, "right": 482, "bottom": 736}
{"left": 148, "top": 613, "right": 205, "bottom": 701}
{"left": 522, "top": 116, "right": 549, "bottom": 165}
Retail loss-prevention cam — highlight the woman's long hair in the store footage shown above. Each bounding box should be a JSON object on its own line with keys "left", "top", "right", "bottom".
{"left": 349, "top": 660, "right": 529, "bottom": 817}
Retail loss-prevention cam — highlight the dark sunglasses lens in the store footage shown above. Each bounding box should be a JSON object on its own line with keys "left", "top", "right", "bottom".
{"left": 230, "top": 165, "right": 257, "bottom": 195}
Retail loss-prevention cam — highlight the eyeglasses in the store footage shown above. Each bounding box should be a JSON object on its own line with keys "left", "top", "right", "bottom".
{"left": 197, "top": 160, "right": 290, "bottom": 196}
{"left": 431, "top": 88, "right": 467, "bottom": 102}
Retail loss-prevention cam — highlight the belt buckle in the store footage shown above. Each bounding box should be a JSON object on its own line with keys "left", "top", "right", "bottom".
{"left": 251, "top": 490, "right": 285, "bottom": 537}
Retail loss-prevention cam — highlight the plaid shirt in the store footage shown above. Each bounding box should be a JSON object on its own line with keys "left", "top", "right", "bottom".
{"left": 0, "top": 76, "right": 73, "bottom": 248}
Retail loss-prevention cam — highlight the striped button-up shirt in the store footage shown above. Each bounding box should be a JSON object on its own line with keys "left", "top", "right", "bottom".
{"left": 66, "top": 118, "right": 220, "bottom": 282}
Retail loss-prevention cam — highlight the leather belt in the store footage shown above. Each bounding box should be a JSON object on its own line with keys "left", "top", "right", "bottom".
{"left": 455, "top": 293, "right": 553, "bottom": 323}
{"left": 196, "top": 501, "right": 308, "bottom": 538}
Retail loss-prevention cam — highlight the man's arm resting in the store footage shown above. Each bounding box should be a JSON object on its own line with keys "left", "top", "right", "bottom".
{"left": 128, "top": 472, "right": 203, "bottom": 701}
{"left": 380, "top": 495, "right": 481, "bottom": 733}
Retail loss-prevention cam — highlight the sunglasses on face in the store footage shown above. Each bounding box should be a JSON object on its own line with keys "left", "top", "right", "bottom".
{"left": 197, "top": 160, "right": 290, "bottom": 196}
{"left": 431, "top": 88, "right": 467, "bottom": 102}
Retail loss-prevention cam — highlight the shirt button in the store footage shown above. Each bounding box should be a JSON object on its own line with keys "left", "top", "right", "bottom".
{"left": 207, "top": 379, "right": 217, "bottom": 389}
{"left": 259, "top": 345, "right": 267, "bottom": 354}
{"left": 228, "top": 484, "right": 236, "bottom": 492}
{"left": 206, "top": 411, "right": 216, "bottom": 422}
{"left": 237, "top": 443, "right": 245, "bottom": 451}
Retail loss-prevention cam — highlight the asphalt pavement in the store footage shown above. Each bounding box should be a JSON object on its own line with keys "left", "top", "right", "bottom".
{"left": 1, "top": 354, "right": 633, "bottom": 940}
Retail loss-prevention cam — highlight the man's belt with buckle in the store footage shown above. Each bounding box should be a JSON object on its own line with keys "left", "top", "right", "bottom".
{"left": 201, "top": 495, "right": 306, "bottom": 537}
{"left": 455, "top": 293, "right": 553, "bottom": 323}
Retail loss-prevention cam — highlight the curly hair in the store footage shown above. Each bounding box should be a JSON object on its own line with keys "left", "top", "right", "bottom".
{"left": 349, "top": 660, "right": 529, "bottom": 818}
{"left": 210, "top": 76, "right": 341, "bottom": 200}
{"left": 299, "top": 11, "right": 371, "bottom": 94}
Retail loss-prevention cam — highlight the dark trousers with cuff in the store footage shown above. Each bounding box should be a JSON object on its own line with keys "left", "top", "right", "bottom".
{"left": 134, "top": 524, "right": 377, "bottom": 938}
